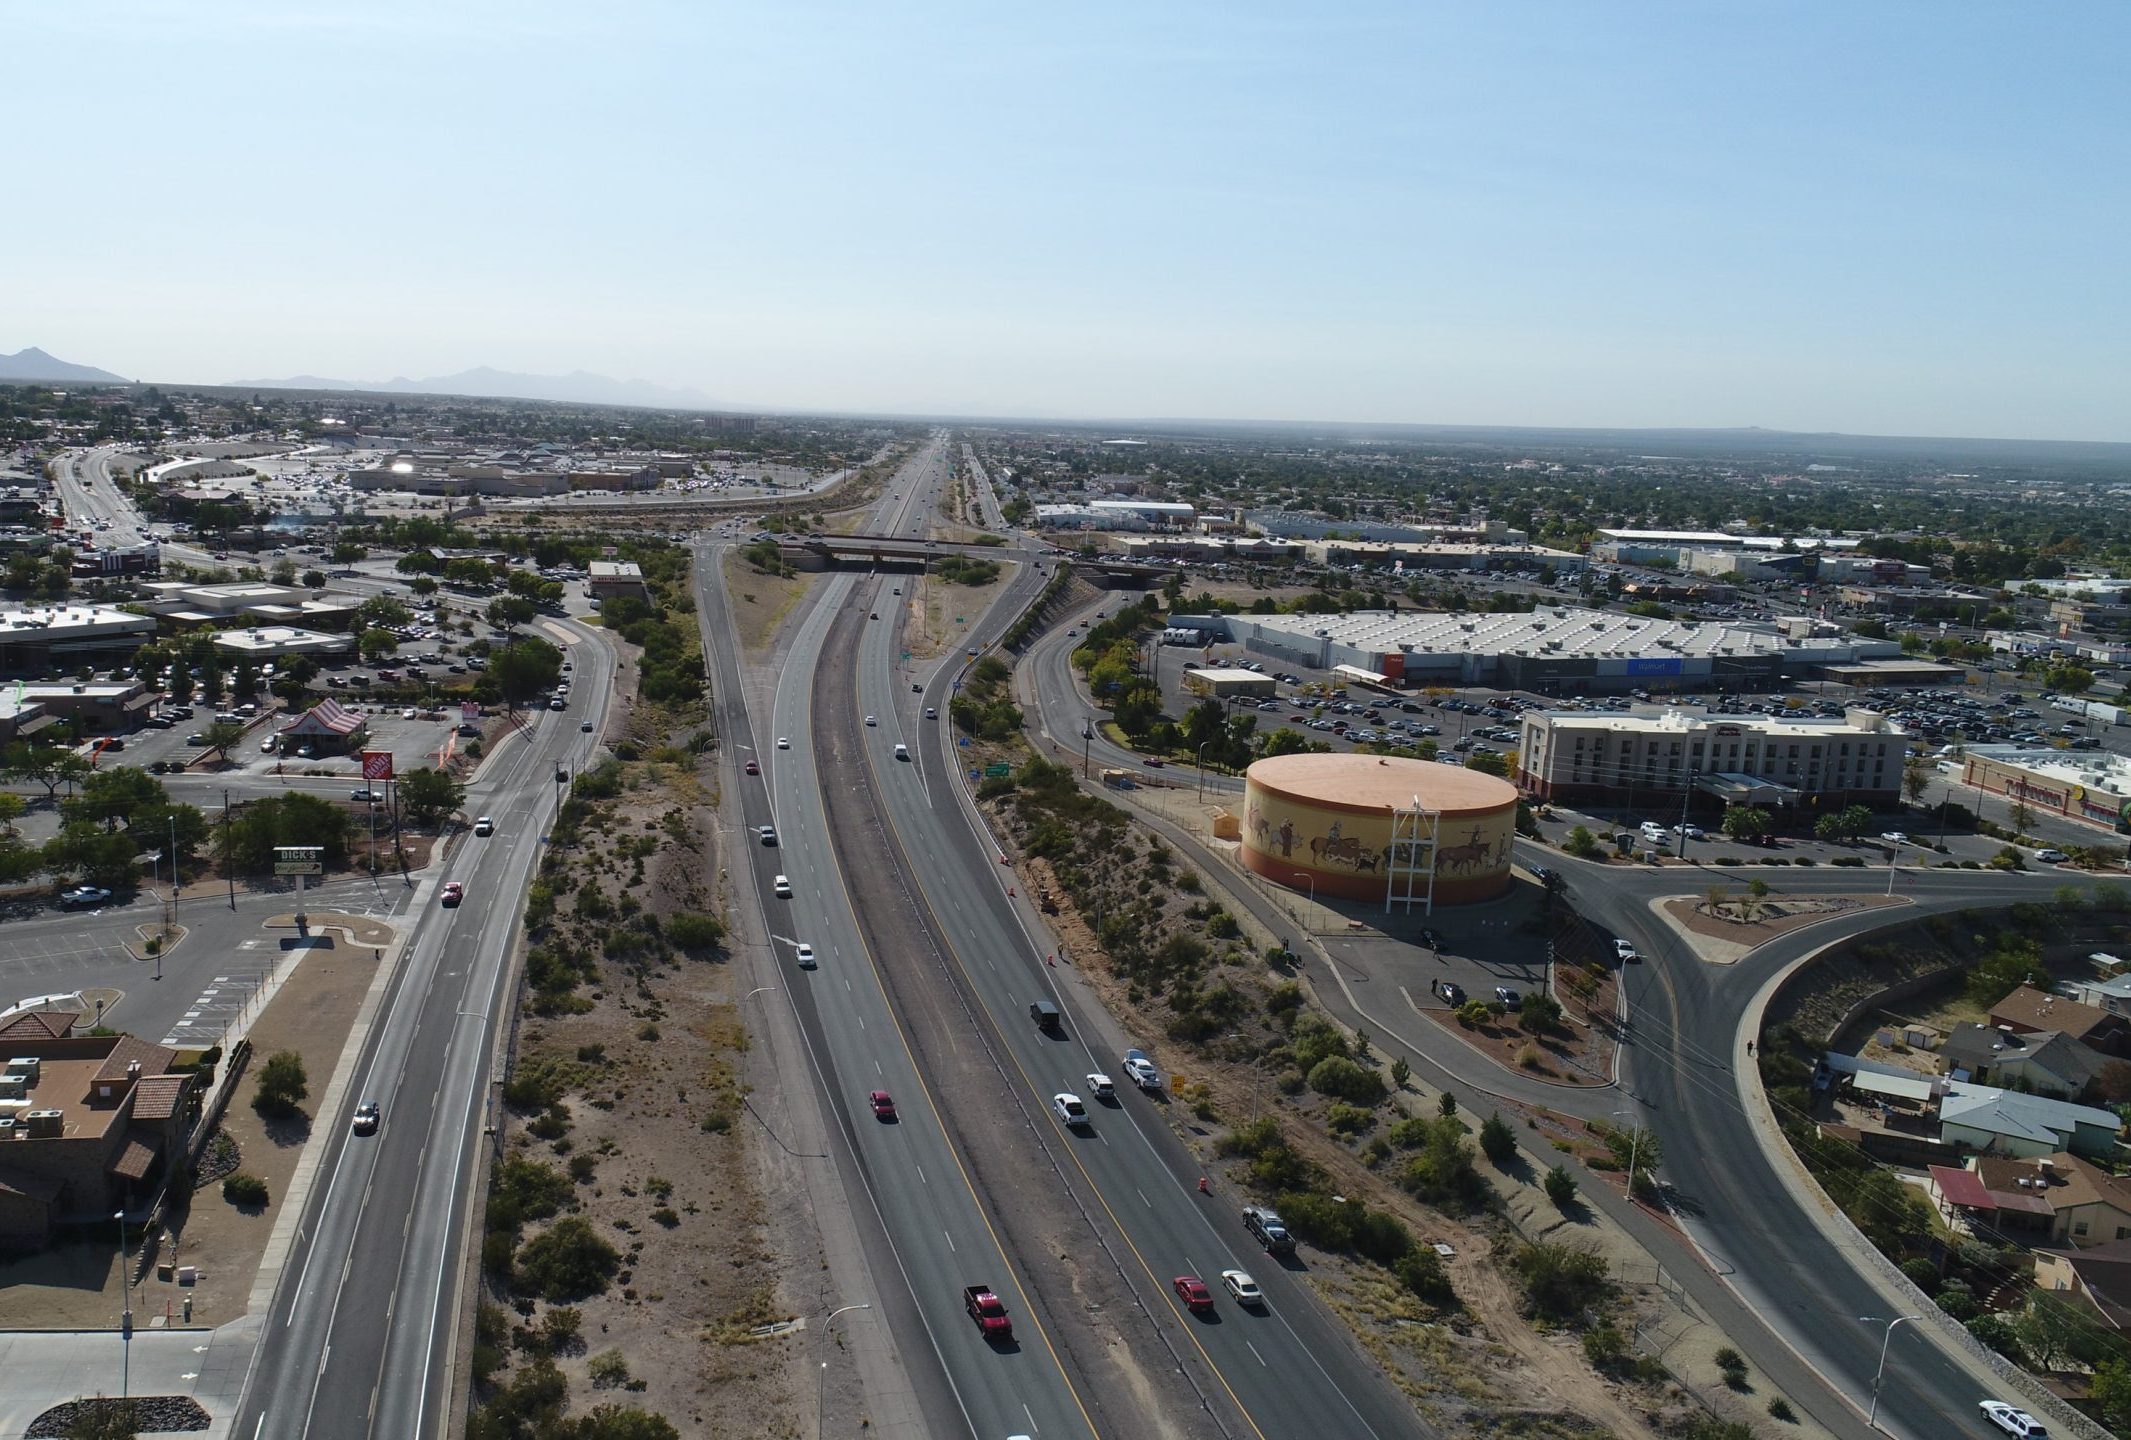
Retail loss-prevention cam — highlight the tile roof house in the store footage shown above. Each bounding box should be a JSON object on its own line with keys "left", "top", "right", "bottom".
{"left": 1940, "top": 1023, "right": 2109, "bottom": 1099}
{"left": 0, "top": 1031, "right": 200, "bottom": 1250}
{"left": 1938, "top": 1082, "right": 2123, "bottom": 1159}
{"left": 1990, "top": 986, "right": 2129, "bottom": 1057}
{"left": 2035, "top": 1239, "right": 2131, "bottom": 1330}
{"left": 1930, "top": 1153, "right": 2131, "bottom": 1248}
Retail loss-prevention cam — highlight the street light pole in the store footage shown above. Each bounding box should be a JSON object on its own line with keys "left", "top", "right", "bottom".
{"left": 115, "top": 1209, "right": 132, "bottom": 1399}
{"left": 1612, "top": 1107, "right": 1642, "bottom": 1198}
{"left": 817, "top": 1301, "right": 873, "bottom": 1437}
{"left": 1859, "top": 1313, "right": 1922, "bottom": 1429}
{"left": 1196, "top": 740, "right": 1212, "bottom": 797}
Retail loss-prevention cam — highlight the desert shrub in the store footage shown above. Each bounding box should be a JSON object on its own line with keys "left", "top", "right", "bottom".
{"left": 1544, "top": 1165, "right": 1579, "bottom": 1207}
{"left": 223, "top": 1172, "right": 268, "bottom": 1206}
{"left": 665, "top": 911, "right": 724, "bottom": 952}
{"left": 1324, "top": 1103, "right": 1376, "bottom": 1137}
{"left": 1307, "top": 1055, "right": 1386, "bottom": 1106}
{"left": 514, "top": 1217, "right": 621, "bottom": 1302}
{"left": 588, "top": 1348, "right": 632, "bottom": 1388}
{"left": 488, "top": 1154, "right": 572, "bottom": 1232}
{"left": 1509, "top": 1241, "right": 1609, "bottom": 1322}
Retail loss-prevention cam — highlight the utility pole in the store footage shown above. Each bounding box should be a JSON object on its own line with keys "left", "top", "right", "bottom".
{"left": 223, "top": 790, "right": 235, "bottom": 909}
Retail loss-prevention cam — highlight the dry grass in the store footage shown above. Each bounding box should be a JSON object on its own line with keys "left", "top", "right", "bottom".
{"left": 722, "top": 549, "right": 817, "bottom": 654}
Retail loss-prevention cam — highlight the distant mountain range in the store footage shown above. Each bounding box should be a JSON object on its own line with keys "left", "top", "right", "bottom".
{"left": 0, "top": 347, "right": 129, "bottom": 384}
{"left": 227, "top": 365, "right": 720, "bottom": 411}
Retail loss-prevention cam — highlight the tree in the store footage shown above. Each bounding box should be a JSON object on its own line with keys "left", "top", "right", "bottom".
{"left": 44, "top": 822, "right": 142, "bottom": 889}
{"left": 0, "top": 792, "right": 22, "bottom": 833}
{"left": 302, "top": 569, "right": 327, "bottom": 590}
{"left": 1562, "top": 824, "right": 1600, "bottom": 858}
{"left": 491, "top": 636, "right": 564, "bottom": 711}
{"left": 397, "top": 767, "right": 465, "bottom": 826}
{"left": 354, "top": 595, "right": 412, "bottom": 631}
{"left": 1478, "top": 1112, "right": 1517, "bottom": 1164}
{"left": 4, "top": 743, "right": 91, "bottom": 800}
{"left": 201, "top": 719, "right": 246, "bottom": 763}
{"left": 253, "top": 1049, "right": 309, "bottom": 1117}
{"left": 269, "top": 558, "right": 298, "bottom": 585}
{"left": 2089, "top": 1357, "right": 2131, "bottom": 1433}
{"left": 1463, "top": 748, "right": 1509, "bottom": 778}
{"left": 1518, "top": 992, "right": 1563, "bottom": 1033}
{"left": 358, "top": 627, "right": 400, "bottom": 663}
{"left": 1543, "top": 1164, "right": 1579, "bottom": 1208}
{"left": 1721, "top": 805, "right": 1772, "bottom": 843}
{"left": 1965, "top": 937, "right": 2044, "bottom": 1008}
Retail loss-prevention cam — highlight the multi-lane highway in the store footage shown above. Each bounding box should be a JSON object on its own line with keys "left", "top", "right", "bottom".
{"left": 844, "top": 555, "right": 1429, "bottom": 1438}
{"left": 229, "top": 622, "right": 615, "bottom": 1439}
{"left": 703, "top": 436, "right": 1106, "bottom": 1439}
{"left": 697, "top": 435, "right": 1437, "bottom": 1438}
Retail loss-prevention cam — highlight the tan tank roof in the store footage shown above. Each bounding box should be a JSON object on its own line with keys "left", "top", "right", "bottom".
{"left": 1246, "top": 752, "right": 1517, "bottom": 817}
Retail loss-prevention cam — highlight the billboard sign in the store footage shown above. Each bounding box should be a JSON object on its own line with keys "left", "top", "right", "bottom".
{"left": 274, "top": 845, "right": 323, "bottom": 876}
{"left": 361, "top": 750, "right": 394, "bottom": 781}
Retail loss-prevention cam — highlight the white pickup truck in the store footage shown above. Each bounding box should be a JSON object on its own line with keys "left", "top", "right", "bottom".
{"left": 1122, "top": 1048, "right": 1161, "bottom": 1091}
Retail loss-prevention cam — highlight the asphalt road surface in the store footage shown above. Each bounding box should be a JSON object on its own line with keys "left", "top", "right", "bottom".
{"left": 845, "top": 563, "right": 1432, "bottom": 1436}
{"left": 708, "top": 436, "right": 1104, "bottom": 1440}
{"left": 231, "top": 619, "right": 616, "bottom": 1440}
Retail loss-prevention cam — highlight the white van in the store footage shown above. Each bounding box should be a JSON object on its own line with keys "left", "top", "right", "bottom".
{"left": 893, "top": 743, "right": 909, "bottom": 762}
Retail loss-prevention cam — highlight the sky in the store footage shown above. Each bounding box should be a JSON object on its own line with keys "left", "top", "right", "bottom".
{"left": 8, "top": 1, "right": 2129, "bottom": 439}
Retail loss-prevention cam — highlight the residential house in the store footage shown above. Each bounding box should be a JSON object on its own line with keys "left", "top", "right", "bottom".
{"left": 2034, "top": 1239, "right": 2131, "bottom": 1332}
{"left": 1937, "top": 1082, "right": 2122, "bottom": 1159}
{"left": 1940, "top": 1023, "right": 2108, "bottom": 1099}
{"left": 1929, "top": 1153, "right": 2131, "bottom": 1247}
{"left": 1990, "top": 986, "right": 2130, "bottom": 1058}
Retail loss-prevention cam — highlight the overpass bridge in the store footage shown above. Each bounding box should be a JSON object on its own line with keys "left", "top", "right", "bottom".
{"left": 782, "top": 533, "right": 1162, "bottom": 587}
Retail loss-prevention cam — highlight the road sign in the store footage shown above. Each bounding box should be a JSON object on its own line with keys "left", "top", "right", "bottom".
{"left": 461, "top": 701, "right": 480, "bottom": 722}
{"left": 361, "top": 749, "right": 394, "bottom": 781}
{"left": 984, "top": 763, "right": 1011, "bottom": 778}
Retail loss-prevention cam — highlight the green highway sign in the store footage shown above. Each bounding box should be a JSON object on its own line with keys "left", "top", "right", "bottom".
{"left": 984, "top": 763, "right": 1011, "bottom": 778}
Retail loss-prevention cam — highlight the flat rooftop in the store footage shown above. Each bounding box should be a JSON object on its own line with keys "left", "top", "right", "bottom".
{"left": 1241, "top": 606, "right": 1884, "bottom": 662}
{"left": 1965, "top": 745, "right": 2131, "bottom": 790}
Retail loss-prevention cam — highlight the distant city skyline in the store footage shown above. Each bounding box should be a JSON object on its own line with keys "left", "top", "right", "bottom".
{"left": 9, "top": 2, "right": 2128, "bottom": 442}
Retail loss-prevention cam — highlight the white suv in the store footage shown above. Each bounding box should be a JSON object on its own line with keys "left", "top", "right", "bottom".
{"left": 1980, "top": 1400, "right": 2047, "bottom": 1437}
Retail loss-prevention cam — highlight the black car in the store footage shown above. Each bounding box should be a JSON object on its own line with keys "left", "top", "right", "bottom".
{"left": 1434, "top": 979, "right": 1466, "bottom": 1005}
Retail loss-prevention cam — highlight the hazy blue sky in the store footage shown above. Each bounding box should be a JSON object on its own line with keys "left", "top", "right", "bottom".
{"left": 10, "top": 2, "right": 2127, "bottom": 438}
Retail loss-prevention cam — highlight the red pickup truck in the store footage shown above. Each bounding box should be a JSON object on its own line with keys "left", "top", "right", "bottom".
{"left": 963, "top": 1284, "right": 1012, "bottom": 1340}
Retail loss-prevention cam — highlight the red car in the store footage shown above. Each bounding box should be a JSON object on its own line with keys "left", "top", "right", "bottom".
{"left": 1172, "top": 1275, "right": 1214, "bottom": 1313}
{"left": 1142, "top": 757, "right": 1165, "bottom": 768}
{"left": 440, "top": 882, "right": 464, "bottom": 907}
{"left": 869, "top": 1090, "right": 897, "bottom": 1121}
{"left": 744, "top": 759, "right": 760, "bottom": 775}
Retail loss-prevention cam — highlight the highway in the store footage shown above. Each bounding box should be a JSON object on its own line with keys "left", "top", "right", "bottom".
{"left": 1013, "top": 596, "right": 2101, "bottom": 1440}
{"left": 704, "top": 436, "right": 1103, "bottom": 1439}
{"left": 839, "top": 550, "right": 1431, "bottom": 1435}
{"left": 229, "top": 621, "right": 616, "bottom": 1439}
